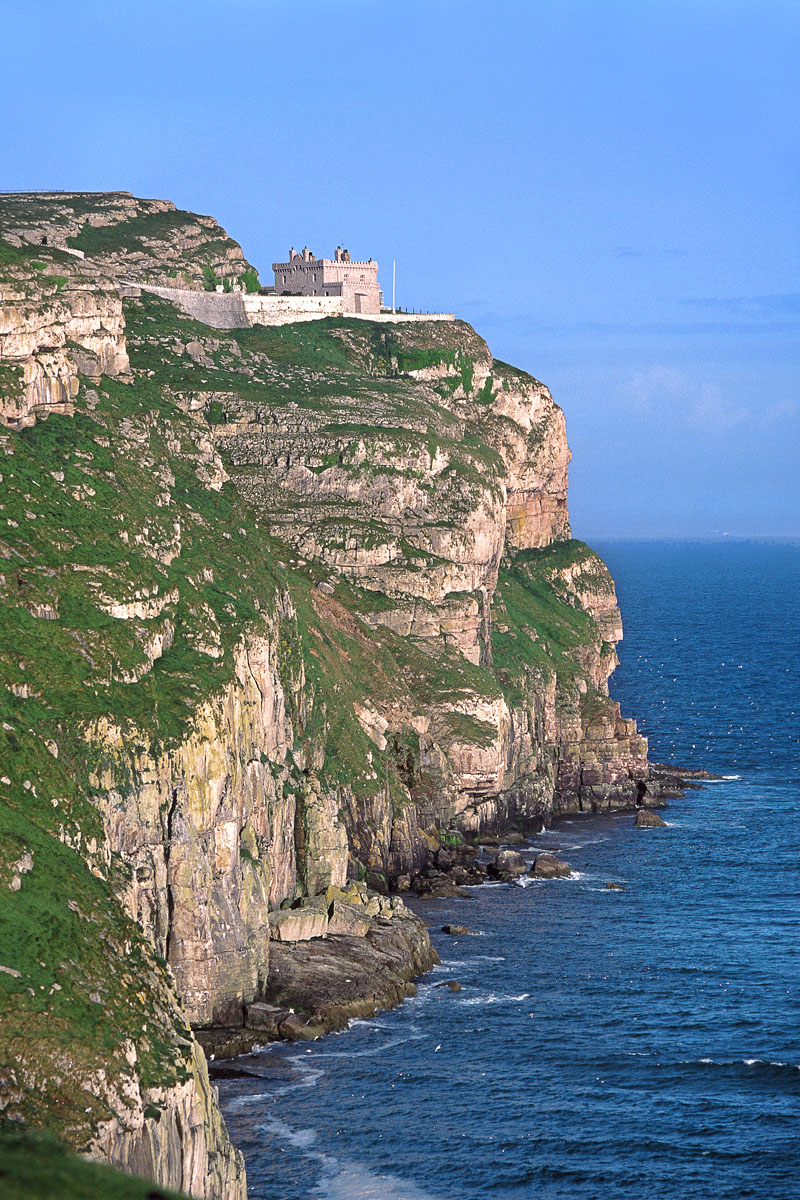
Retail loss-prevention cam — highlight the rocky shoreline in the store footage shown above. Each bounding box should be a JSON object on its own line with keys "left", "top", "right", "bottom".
{"left": 200, "top": 763, "right": 712, "bottom": 1068}
{"left": 197, "top": 899, "right": 438, "bottom": 1062}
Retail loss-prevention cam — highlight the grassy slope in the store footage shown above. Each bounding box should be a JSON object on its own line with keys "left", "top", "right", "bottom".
{"left": 0, "top": 217, "right": 613, "bottom": 1175}
{"left": 0, "top": 191, "right": 257, "bottom": 288}
{"left": 0, "top": 1129, "right": 188, "bottom": 1200}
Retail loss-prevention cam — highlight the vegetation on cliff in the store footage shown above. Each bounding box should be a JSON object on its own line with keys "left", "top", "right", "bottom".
{"left": 0, "top": 193, "right": 651, "bottom": 1196}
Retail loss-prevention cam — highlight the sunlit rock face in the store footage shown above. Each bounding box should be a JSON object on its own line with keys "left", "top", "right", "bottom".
{"left": 0, "top": 191, "right": 654, "bottom": 1199}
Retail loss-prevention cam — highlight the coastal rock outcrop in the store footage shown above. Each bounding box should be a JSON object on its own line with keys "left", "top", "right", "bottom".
{"left": 488, "top": 849, "right": 528, "bottom": 878}
{"left": 529, "top": 852, "right": 571, "bottom": 878}
{"left": 634, "top": 809, "right": 668, "bottom": 828}
{"left": 0, "top": 192, "right": 672, "bottom": 1197}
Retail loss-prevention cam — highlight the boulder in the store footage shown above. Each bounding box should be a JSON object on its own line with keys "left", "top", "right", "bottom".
{"left": 244, "top": 1002, "right": 293, "bottom": 1035}
{"left": 268, "top": 908, "right": 328, "bottom": 942}
{"left": 328, "top": 900, "right": 372, "bottom": 937}
{"left": 604, "top": 881, "right": 626, "bottom": 891}
{"left": 529, "top": 852, "right": 571, "bottom": 879}
{"left": 278, "top": 1012, "right": 320, "bottom": 1041}
{"left": 634, "top": 808, "right": 668, "bottom": 828}
{"left": 487, "top": 849, "right": 527, "bottom": 878}
{"left": 441, "top": 924, "right": 478, "bottom": 936}
{"left": 435, "top": 979, "right": 462, "bottom": 993}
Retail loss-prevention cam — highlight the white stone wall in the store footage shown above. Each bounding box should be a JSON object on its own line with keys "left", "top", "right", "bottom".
{"left": 244, "top": 294, "right": 344, "bottom": 326}
{"left": 121, "top": 283, "right": 454, "bottom": 329}
{"left": 132, "top": 283, "right": 248, "bottom": 329}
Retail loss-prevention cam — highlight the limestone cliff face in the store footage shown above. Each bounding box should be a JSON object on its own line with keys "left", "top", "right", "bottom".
{"left": 90, "top": 1041, "right": 245, "bottom": 1200}
{"left": 89, "top": 629, "right": 348, "bottom": 1028}
{"left": 0, "top": 193, "right": 655, "bottom": 1199}
{"left": 0, "top": 264, "right": 129, "bottom": 427}
{"left": 0, "top": 192, "right": 253, "bottom": 290}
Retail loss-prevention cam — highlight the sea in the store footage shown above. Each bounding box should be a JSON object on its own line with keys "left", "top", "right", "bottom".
{"left": 218, "top": 540, "right": 800, "bottom": 1200}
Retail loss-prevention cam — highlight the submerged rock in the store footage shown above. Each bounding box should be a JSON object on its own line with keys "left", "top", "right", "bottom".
{"left": 529, "top": 852, "right": 571, "bottom": 878}
{"left": 441, "top": 924, "right": 478, "bottom": 936}
{"left": 435, "top": 980, "right": 463, "bottom": 993}
{"left": 604, "top": 881, "right": 626, "bottom": 891}
{"left": 634, "top": 809, "right": 668, "bottom": 828}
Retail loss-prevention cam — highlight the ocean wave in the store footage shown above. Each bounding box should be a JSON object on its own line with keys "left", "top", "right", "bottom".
{"left": 315, "top": 1029, "right": 426, "bottom": 1060}
{"left": 257, "top": 1112, "right": 444, "bottom": 1199}
{"left": 226, "top": 1059, "right": 327, "bottom": 1108}
{"left": 316, "top": 1160, "right": 444, "bottom": 1200}
{"left": 689, "top": 1057, "right": 800, "bottom": 1078}
{"left": 457, "top": 990, "right": 532, "bottom": 1006}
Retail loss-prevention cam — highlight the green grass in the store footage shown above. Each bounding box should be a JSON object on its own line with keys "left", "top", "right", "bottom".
{"left": 491, "top": 540, "right": 611, "bottom": 707}
{"left": 0, "top": 1129, "right": 189, "bottom": 1200}
{"left": 65, "top": 209, "right": 220, "bottom": 264}
{"left": 0, "top": 231, "right": 622, "bottom": 1161}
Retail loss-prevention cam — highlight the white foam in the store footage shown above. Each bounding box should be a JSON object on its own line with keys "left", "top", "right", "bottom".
{"left": 256, "top": 1112, "right": 444, "bottom": 1200}
{"left": 318, "top": 1160, "right": 443, "bottom": 1200}
{"left": 457, "top": 990, "right": 532, "bottom": 1006}
{"left": 316, "top": 1029, "right": 426, "bottom": 1060}
{"left": 226, "top": 1059, "right": 326, "bottom": 1109}
{"left": 693, "top": 1057, "right": 798, "bottom": 1070}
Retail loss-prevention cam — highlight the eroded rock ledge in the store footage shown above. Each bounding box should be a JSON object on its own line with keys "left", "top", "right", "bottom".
{"left": 196, "top": 901, "right": 438, "bottom": 1061}
{"left": 0, "top": 192, "right": 680, "bottom": 1200}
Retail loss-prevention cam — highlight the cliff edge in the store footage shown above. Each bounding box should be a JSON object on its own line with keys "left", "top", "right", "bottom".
{"left": 0, "top": 193, "right": 660, "bottom": 1197}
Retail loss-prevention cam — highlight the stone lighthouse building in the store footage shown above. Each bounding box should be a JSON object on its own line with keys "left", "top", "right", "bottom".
{"left": 270, "top": 247, "right": 382, "bottom": 314}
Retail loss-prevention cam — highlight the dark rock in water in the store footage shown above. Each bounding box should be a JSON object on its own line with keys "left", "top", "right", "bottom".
{"left": 648, "top": 762, "right": 723, "bottom": 799}
{"left": 411, "top": 873, "right": 469, "bottom": 898}
{"left": 435, "top": 979, "right": 462, "bottom": 993}
{"left": 441, "top": 924, "right": 478, "bottom": 936}
{"left": 529, "top": 852, "right": 571, "bottom": 878}
{"left": 487, "top": 849, "right": 528, "bottom": 878}
{"left": 604, "top": 881, "right": 626, "bottom": 891}
{"left": 634, "top": 808, "right": 668, "bottom": 828}
{"left": 406, "top": 843, "right": 487, "bottom": 894}
{"left": 481, "top": 830, "right": 526, "bottom": 846}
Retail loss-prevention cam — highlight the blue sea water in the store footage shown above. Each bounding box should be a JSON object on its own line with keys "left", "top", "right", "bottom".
{"left": 218, "top": 540, "right": 800, "bottom": 1200}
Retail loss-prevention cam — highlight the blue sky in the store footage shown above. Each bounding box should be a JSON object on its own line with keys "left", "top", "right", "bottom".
{"left": 4, "top": 0, "right": 798, "bottom": 537}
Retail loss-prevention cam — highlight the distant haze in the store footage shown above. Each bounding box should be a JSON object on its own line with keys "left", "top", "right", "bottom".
{"left": 5, "top": 0, "right": 798, "bottom": 537}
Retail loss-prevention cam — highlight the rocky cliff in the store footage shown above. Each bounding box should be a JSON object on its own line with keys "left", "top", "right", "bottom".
{"left": 0, "top": 193, "right": 657, "bottom": 1197}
